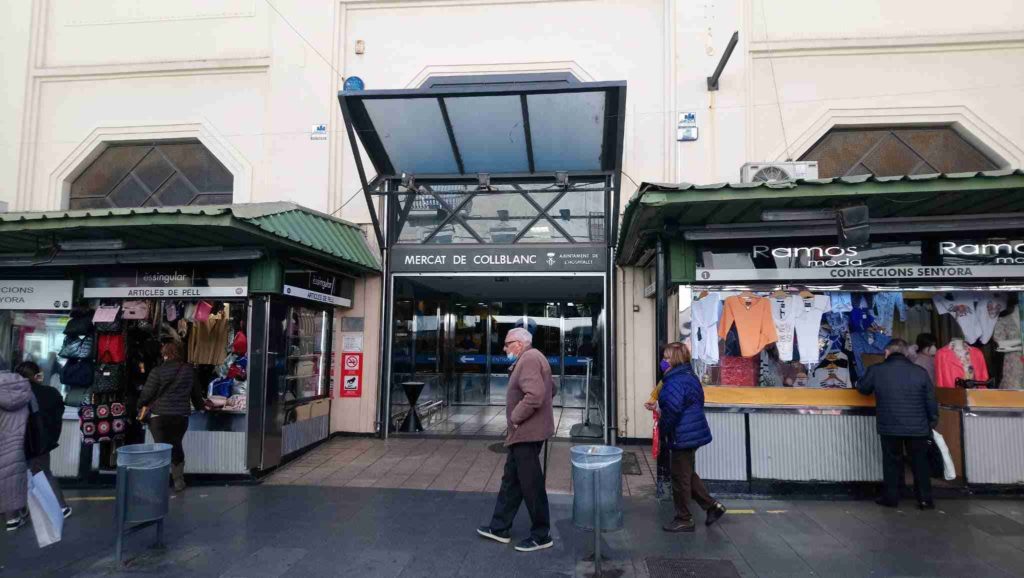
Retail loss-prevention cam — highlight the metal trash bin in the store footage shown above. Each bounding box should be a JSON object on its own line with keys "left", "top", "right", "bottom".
{"left": 115, "top": 443, "right": 172, "bottom": 564}
{"left": 571, "top": 445, "right": 624, "bottom": 532}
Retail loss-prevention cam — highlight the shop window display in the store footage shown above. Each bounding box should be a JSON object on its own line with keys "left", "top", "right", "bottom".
{"left": 684, "top": 288, "right": 1024, "bottom": 390}
{"left": 51, "top": 299, "right": 249, "bottom": 457}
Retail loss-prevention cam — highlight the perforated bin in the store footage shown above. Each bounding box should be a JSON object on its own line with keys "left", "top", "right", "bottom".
{"left": 570, "top": 445, "right": 624, "bottom": 532}
{"left": 114, "top": 443, "right": 172, "bottom": 563}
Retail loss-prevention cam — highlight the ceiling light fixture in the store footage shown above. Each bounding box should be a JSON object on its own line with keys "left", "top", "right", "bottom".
{"left": 58, "top": 239, "right": 126, "bottom": 251}
{"left": 760, "top": 209, "right": 835, "bottom": 222}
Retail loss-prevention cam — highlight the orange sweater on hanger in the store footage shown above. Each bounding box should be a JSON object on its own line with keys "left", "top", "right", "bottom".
{"left": 934, "top": 345, "right": 989, "bottom": 388}
{"left": 718, "top": 295, "right": 778, "bottom": 357}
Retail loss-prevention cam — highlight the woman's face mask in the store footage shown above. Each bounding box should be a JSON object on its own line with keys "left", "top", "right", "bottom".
{"left": 659, "top": 359, "right": 671, "bottom": 373}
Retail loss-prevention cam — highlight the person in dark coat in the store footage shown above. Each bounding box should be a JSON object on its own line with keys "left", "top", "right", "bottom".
{"left": 856, "top": 338, "right": 939, "bottom": 510}
{"left": 139, "top": 341, "right": 206, "bottom": 492}
{"left": 658, "top": 342, "right": 727, "bottom": 532}
{"left": 15, "top": 362, "right": 70, "bottom": 519}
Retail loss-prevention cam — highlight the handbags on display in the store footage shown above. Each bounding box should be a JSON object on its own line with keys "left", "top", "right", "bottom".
{"left": 97, "top": 333, "right": 126, "bottom": 363}
{"left": 122, "top": 300, "right": 151, "bottom": 320}
{"left": 63, "top": 315, "right": 94, "bottom": 336}
{"left": 92, "top": 306, "right": 122, "bottom": 332}
{"left": 720, "top": 356, "right": 759, "bottom": 387}
{"left": 59, "top": 334, "right": 95, "bottom": 359}
{"left": 91, "top": 364, "right": 123, "bottom": 394}
{"left": 194, "top": 300, "right": 213, "bottom": 323}
{"left": 61, "top": 359, "right": 94, "bottom": 387}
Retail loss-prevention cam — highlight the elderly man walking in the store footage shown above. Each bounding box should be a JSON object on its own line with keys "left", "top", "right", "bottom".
{"left": 857, "top": 338, "right": 939, "bottom": 510}
{"left": 477, "top": 327, "right": 555, "bottom": 552}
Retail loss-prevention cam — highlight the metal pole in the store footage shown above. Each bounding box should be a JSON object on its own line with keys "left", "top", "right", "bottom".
{"left": 655, "top": 238, "right": 668, "bottom": 377}
{"left": 582, "top": 359, "right": 591, "bottom": 426}
{"left": 115, "top": 466, "right": 126, "bottom": 565}
{"left": 594, "top": 469, "right": 602, "bottom": 577}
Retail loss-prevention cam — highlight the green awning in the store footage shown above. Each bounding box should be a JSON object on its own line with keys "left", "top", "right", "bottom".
{"left": 616, "top": 169, "right": 1024, "bottom": 265}
{"left": 0, "top": 202, "right": 380, "bottom": 272}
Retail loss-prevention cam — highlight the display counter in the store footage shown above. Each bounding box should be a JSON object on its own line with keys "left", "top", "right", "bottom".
{"left": 699, "top": 386, "right": 1024, "bottom": 488}
{"left": 936, "top": 388, "right": 1024, "bottom": 485}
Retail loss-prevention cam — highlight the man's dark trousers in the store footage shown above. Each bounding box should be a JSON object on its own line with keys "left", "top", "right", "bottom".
{"left": 489, "top": 441, "right": 549, "bottom": 541}
{"left": 880, "top": 436, "right": 933, "bottom": 504}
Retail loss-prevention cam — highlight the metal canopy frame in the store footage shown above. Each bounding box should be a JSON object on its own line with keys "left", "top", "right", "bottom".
{"left": 338, "top": 81, "right": 627, "bottom": 252}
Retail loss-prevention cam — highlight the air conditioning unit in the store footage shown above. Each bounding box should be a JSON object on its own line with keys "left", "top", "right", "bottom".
{"left": 740, "top": 161, "right": 818, "bottom": 183}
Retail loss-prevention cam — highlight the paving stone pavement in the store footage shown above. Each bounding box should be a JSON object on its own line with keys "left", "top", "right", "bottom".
{"left": 262, "top": 437, "right": 659, "bottom": 497}
{"left": 2, "top": 480, "right": 1023, "bottom": 577}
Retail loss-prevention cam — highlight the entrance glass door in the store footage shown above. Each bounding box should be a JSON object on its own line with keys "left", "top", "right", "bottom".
{"left": 388, "top": 276, "right": 604, "bottom": 436}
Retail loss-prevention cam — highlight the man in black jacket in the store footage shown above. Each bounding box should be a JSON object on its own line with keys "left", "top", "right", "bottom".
{"left": 857, "top": 338, "right": 939, "bottom": 510}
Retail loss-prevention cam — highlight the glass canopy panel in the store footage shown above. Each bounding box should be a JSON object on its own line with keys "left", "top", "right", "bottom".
{"left": 527, "top": 92, "right": 605, "bottom": 172}
{"left": 549, "top": 188, "right": 606, "bottom": 242}
{"left": 444, "top": 96, "right": 530, "bottom": 174}
{"left": 362, "top": 98, "right": 459, "bottom": 175}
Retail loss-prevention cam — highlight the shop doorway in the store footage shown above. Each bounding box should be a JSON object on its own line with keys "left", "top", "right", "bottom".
{"left": 387, "top": 275, "right": 605, "bottom": 438}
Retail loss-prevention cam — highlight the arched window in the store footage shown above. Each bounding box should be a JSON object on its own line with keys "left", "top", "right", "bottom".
{"left": 69, "top": 139, "right": 233, "bottom": 209}
{"left": 799, "top": 126, "right": 998, "bottom": 179}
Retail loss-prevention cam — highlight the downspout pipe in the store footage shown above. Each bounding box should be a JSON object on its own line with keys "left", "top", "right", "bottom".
{"left": 655, "top": 236, "right": 668, "bottom": 377}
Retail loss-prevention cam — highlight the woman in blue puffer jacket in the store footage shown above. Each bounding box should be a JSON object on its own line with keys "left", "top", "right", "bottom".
{"left": 658, "top": 342, "right": 727, "bottom": 532}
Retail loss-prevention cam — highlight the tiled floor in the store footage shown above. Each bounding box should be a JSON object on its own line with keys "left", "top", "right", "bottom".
{"left": 415, "top": 405, "right": 592, "bottom": 438}
{"left": 264, "top": 436, "right": 660, "bottom": 497}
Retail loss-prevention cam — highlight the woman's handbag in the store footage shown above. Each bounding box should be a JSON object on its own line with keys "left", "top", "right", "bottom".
{"left": 60, "top": 359, "right": 94, "bottom": 387}
{"left": 91, "top": 364, "right": 123, "bottom": 394}
{"left": 59, "top": 335, "right": 95, "bottom": 360}
{"left": 122, "top": 300, "right": 151, "bottom": 320}
{"left": 97, "top": 333, "right": 126, "bottom": 364}
{"left": 651, "top": 410, "right": 660, "bottom": 460}
{"left": 63, "top": 315, "right": 94, "bottom": 336}
{"left": 92, "top": 306, "right": 122, "bottom": 332}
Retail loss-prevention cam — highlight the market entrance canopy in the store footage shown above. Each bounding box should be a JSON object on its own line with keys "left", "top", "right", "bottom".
{"left": 338, "top": 81, "right": 627, "bottom": 247}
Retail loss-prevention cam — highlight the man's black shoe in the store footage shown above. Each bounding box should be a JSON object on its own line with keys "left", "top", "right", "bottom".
{"left": 918, "top": 501, "right": 936, "bottom": 511}
{"left": 514, "top": 536, "right": 553, "bottom": 552}
{"left": 706, "top": 503, "right": 727, "bottom": 527}
{"left": 662, "top": 519, "right": 696, "bottom": 533}
{"left": 476, "top": 526, "right": 511, "bottom": 544}
{"left": 874, "top": 498, "right": 898, "bottom": 508}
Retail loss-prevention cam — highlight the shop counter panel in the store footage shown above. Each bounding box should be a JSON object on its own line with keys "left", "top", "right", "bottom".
{"left": 749, "top": 413, "right": 882, "bottom": 482}
{"left": 282, "top": 414, "right": 329, "bottom": 456}
{"left": 705, "top": 386, "right": 875, "bottom": 408}
{"left": 52, "top": 416, "right": 83, "bottom": 478}
{"left": 698, "top": 413, "right": 747, "bottom": 481}
{"left": 964, "top": 410, "right": 1024, "bottom": 485}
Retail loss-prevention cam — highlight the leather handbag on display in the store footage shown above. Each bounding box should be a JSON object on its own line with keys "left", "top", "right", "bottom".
{"left": 720, "top": 355, "right": 759, "bottom": 387}
{"left": 97, "top": 333, "right": 126, "bottom": 364}
{"left": 63, "top": 315, "right": 94, "bottom": 336}
{"left": 92, "top": 306, "right": 122, "bottom": 332}
{"left": 91, "top": 364, "right": 123, "bottom": 394}
{"left": 59, "top": 334, "right": 95, "bottom": 359}
{"left": 61, "top": 359, "right": 95, "bottom": 387}
{"left": 122, "top": 300, "right": 151, "bottom": 320}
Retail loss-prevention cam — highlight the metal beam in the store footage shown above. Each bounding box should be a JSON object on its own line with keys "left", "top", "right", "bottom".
{"left": 512, "top": 184, "right": 576, "bottom": 243}
{"left": 437, "top": 97, "right": 465, "bottom": 175}
{"left": 339, "top": 96, "right": 385, "bottom": 249}
{"left": 707, "top": 31, "right": 739, "bottom": 91}
{"left": 420, "top": 187, "right": 485, "bottom": 244}
{"left": 520, "top": 94, "right": 536, "bottom": 173}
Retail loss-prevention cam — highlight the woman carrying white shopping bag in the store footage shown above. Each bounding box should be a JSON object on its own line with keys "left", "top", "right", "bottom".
{"left": 1, "top": 371, "right": 32, "bottom": 531}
